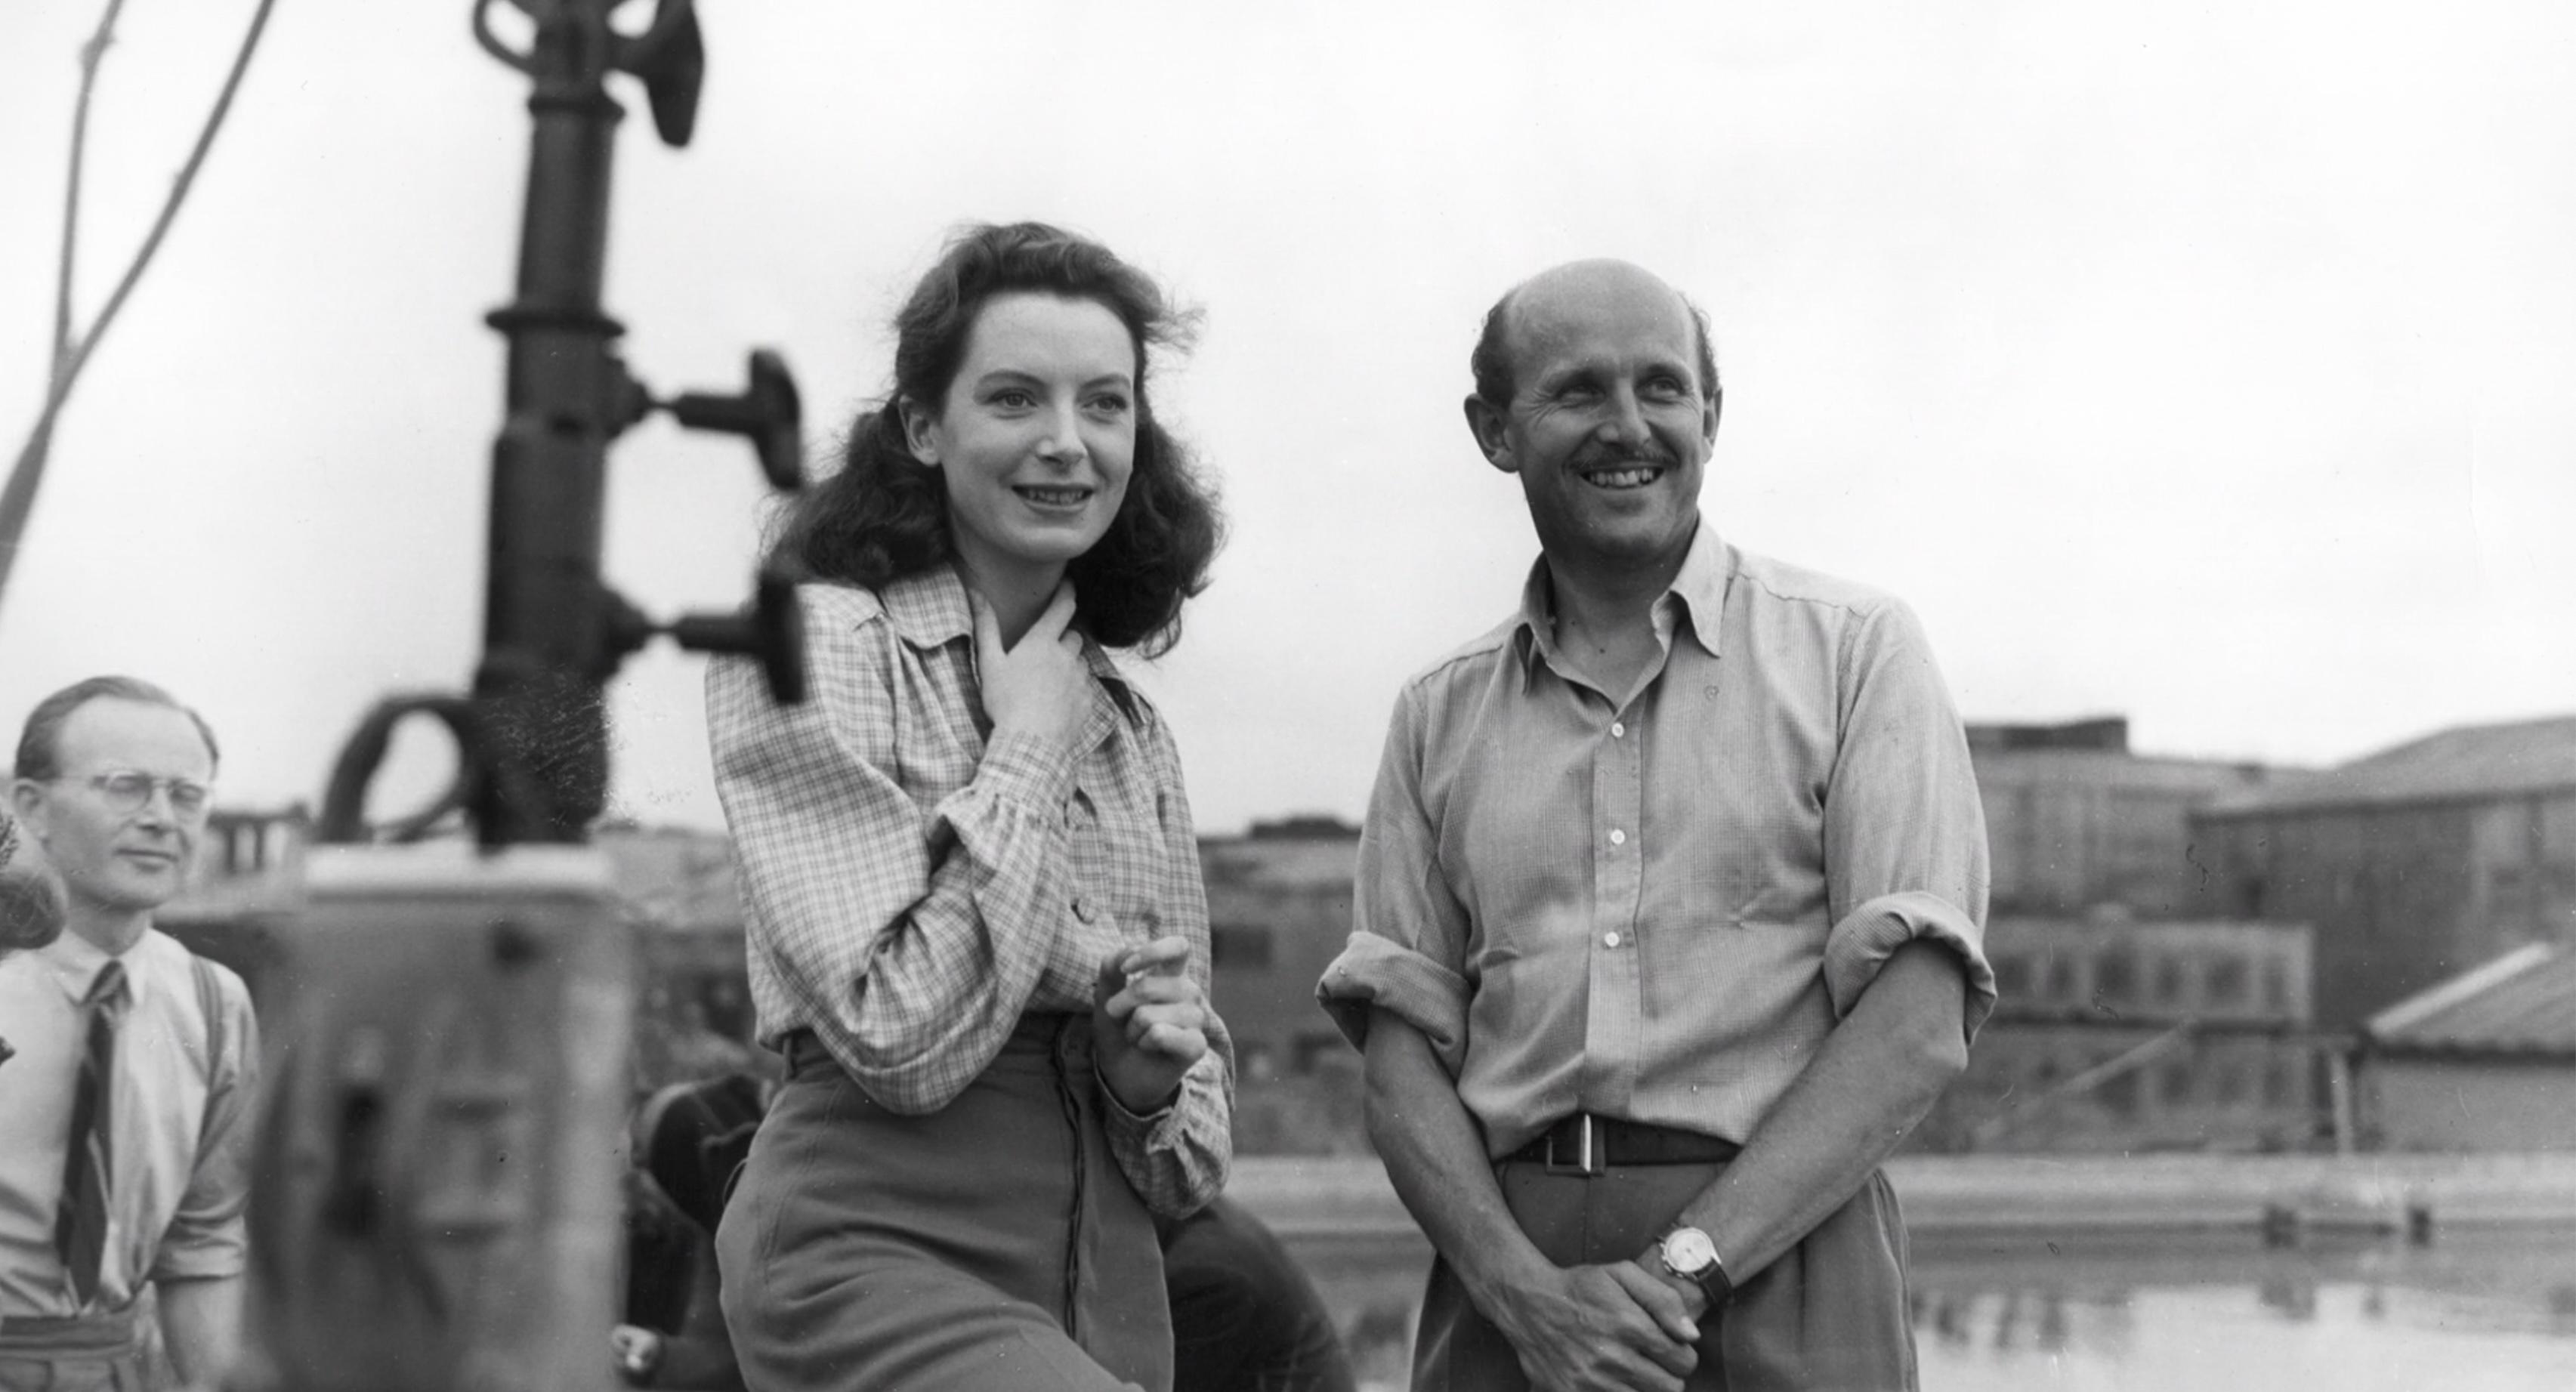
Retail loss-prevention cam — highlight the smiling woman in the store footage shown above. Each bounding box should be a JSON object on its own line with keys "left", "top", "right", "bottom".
{"left": 703, "top": 222, "right": 1235, "bottom": 1392}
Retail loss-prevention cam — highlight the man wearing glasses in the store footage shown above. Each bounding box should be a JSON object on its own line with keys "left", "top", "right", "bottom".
{"left": 0, "top": 677, "right": 257, "bottom": 1392}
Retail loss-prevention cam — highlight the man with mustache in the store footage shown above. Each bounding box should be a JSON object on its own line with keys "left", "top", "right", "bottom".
{"left": 0, "top": 677, "right": 257, "bottom": 1392}
{"left": 1320, "top": 261, "right": 1993, "bottom": 1391}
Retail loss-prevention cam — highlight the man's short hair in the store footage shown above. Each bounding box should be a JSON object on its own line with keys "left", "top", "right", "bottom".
{"left": 1469, "top": 282, "right": 1724, "bottom": 408}
{"left": 13, "top": 675, "right": 222, "bottom": 782}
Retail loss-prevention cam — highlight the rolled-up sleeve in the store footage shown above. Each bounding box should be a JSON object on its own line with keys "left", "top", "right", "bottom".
{"left": 709, "top": 588, "right": 1079, "bottom": 1113}
{"left": 1317, "top": 684, "right": 1473, "bottom": 1073}
{"left": 153, "top": 965, "right": 258, "bottom": 1282}
{"left": 1818, "top": 599, "right": 1997, "bottom": 1042}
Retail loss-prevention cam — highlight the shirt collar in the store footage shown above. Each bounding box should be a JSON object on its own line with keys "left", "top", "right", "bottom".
{"left": 1511, "top": 520, "right": 1732, "bottom": 684}
{"left": 880, "top": 564, "right": 1138, "bottom": 721}
{"left": 34, "top": 927, "right": 125, "bottom": 1008}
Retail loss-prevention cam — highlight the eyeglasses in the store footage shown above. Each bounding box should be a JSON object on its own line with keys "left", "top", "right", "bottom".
{"left": 63, "top": 771, "right": 215, "bottom": 821}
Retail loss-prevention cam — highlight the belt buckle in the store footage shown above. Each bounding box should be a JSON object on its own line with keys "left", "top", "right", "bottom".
{"left": 1543, "top": 1114, "right": 1605, "bottom": 1177}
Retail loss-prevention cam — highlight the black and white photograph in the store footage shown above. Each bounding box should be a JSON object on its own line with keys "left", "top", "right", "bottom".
{"left": 3, "top": 2, "right": 2572, "bottom": 1389}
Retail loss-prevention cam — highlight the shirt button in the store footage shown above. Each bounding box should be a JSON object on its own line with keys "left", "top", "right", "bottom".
{"left": 1611, "top": 722, "right": 1626, "bottom": 739}
{"left": 1610, "top": 829, "right": 1627, "bottom": 847}
{"left": 1071, "top": 897, "right": 1095, "bottom": 923}
{"left": 1605, "top": 931, "right": 1622, "bottom": 948}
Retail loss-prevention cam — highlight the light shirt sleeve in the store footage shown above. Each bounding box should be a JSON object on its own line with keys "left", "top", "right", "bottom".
{"left": 150, "top": 960, "right": 259, "bottom": 1283}
{"left": 1317, "top": 682, "right": 1475, "bottom": 1072}
{"left": 1818, "top": 598, "right": 1998, "bottom": 1041}
{"left": 708, "top": 595, "right": 1083, "bottom": 1115}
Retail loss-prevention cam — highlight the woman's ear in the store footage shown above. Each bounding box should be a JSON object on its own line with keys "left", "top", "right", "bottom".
{"left": 897, "top": 397, "right": 942, "bottom": 468}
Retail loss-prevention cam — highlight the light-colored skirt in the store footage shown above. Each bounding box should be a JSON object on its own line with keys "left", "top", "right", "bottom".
{"left": 715, "top": 1014, "right": 1169, "bottom": 1392}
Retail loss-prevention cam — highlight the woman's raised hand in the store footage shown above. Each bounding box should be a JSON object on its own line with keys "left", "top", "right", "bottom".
{"left": 1092, "top": 935, "right": 1210, "bottom": 1115}
{"left": 971, "top": 584, "right": 1092, "bottom": 749}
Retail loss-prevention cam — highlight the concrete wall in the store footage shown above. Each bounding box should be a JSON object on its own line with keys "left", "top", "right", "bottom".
{"left": 2367, "top": 1058, "right": 2576, "bottom": 1151}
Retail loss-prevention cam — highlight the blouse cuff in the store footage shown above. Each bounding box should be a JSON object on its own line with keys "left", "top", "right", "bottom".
{"left": 1821, "top": 890, "right": 1997, "bottom": 1043}
{"left": 1316, "top": 934, "right": 1472, "bottom": 1073}
{"left": 1096, "top": 1060, "right": 1184, "bottom": 1129}
{"left": 973, "top": 727, "right": 1082, "bottom": 816}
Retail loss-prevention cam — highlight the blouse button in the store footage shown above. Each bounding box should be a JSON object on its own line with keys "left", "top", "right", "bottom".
{"left": 1609, "top": 829, "right": 1627, "bottom": 847}
{"left": 1604, "top": 931, "right": 1622, "bottom": 948}
{"left": 1611, "top": 721, "right": 1626, "bottom": 739}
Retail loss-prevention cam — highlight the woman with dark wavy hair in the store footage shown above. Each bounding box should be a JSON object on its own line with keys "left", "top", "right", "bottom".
{"left": 704, "top": 222, "right": 1233, "bottom": 1392}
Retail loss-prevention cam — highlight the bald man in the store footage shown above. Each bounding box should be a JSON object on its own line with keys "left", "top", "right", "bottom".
{"left": 1319, "top": 261, "right": 1994, "bottom": 1391}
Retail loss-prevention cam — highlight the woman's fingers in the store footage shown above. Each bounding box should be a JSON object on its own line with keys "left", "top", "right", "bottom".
{"left": 1132, "top": 1020, "right": 1209, "bottom": 1066}
{"left": 1121, "top": 934, "right": 1192, "bottom": 977}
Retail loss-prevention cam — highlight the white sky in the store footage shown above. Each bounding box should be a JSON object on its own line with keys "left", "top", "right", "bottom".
{"left": 2, "top": 0, "right": 2571, "bottom": 836}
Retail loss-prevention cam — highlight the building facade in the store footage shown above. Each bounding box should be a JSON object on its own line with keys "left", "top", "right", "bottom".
{"left": 2358, "top": 943, "right": 2576, "bottom": 1151}
{"left": 1968, "top": 717, "right": 2287, "bottom": 918}
{"left": 1925, "top": 915, "right": 2323, "bottom": 1153}
{"left": 2195, "top": 716, "right": 2576, "bottom": 1029}
{"left": 1197, "top": 816, "right": 1362, "bottom": 1082}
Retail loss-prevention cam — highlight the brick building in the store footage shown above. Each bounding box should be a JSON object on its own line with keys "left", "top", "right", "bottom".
{"left": 1967, "top": 717, "right": 2286, "bottom": 917}
{"left": 1197, "top": 816, "right": 1361, "bottom": 1081}
{"left": 2194, "top": 715, "right": 2576, "bottom": 1029}
{"left": 1925, "top": 915, "right": 2323, "bottom": 1153}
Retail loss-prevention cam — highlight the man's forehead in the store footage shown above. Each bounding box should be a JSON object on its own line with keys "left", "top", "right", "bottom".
{"left": 54, "top": 698, "right": 212, "bottom": 771}
{"left": 1506, "top": 261, "right": 1697, "bottom": 367}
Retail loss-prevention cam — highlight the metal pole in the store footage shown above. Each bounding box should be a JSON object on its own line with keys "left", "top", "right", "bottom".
{"left": 473, "top": 1, "right": 632, "bottom": 844}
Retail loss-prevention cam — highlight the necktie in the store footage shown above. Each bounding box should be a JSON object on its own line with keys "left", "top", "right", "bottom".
{"left": 55, "top": 957, "right": 126, "bottom": 1307}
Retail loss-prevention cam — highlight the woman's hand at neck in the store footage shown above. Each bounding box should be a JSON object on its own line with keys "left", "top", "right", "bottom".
{"left": 970, "top": 582, "right": 1094, "bottom": 751}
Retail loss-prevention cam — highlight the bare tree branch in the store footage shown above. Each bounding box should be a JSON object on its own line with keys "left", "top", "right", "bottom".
{"left": 0, "top": 0, "right": 282, "bottom": 613}
{"left": 55, "top": 2, "right": 131, "bottom": 370}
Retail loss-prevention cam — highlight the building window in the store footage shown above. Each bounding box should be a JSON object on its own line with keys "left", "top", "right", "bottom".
{"left": 1211, "top": 924, "right": 1274, "bottom": 970}
{"left": 1239, "top": 1042, "right": 1278, "bottom": 1083}
{"left": 2261, "top": 961, "right": 2290, "bottom": 1013}
{"left": 2045, "top": 957, "right": 2078, "bottom": 1001}
{"left": 2154, "top": 958, "right": 2185, "bottom": 1007}
{"left": 2099, "top": 1071, "right": 2139, "bottom": 1119}
{"left": 1993, "top": 956, "right": 2031, "bottom": 998}
{"left": 2160, "top": 1060, "right": 2196, "bottom": 1107}
{"left": 2096, "top": 950, "right": 2137, "bottom": 1006}
{"left": 2207, "top": 958, "right": 2249, "bottom": 1008}
{"left": 1291, "top": 1032, "right": 1348, "bottom": 1073}
{"left": 2264, "top": 1057, "right": 2300, "bottom": 1107}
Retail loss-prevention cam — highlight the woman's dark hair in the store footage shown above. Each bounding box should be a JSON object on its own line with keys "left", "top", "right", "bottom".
{"left": 771, "top": 222, "right": 1223, "bottom": 656}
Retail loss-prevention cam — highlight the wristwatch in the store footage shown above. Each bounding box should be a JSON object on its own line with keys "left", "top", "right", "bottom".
{"left": 1656, "top": 1224, "right": 1734, "bottom": 1305}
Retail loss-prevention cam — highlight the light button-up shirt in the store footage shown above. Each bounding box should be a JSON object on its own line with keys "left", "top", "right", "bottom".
{"left": 1319, "top": 525, "right": 1994, "bottom": 1159}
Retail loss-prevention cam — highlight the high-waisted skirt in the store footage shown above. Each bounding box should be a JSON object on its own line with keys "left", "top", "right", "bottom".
{"left": 715, "top": 1014, "right": 1170, "bottom": 1392}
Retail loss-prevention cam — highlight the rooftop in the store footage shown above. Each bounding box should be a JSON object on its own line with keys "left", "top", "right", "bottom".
{"left": 2365, "top": 943, "right": 2576, "bottom": 1057}
{"left": 2202, "top": 715, "right": 2576, "bottom": 816}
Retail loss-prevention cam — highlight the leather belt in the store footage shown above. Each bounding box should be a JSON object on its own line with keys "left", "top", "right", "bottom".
{"left": 1502, "top": 1113, "right": 1742, "bottom": 1177}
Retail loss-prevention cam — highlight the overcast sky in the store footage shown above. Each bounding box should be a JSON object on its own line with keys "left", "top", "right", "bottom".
{"left": 3, "top": 0, "right": 2571, "bottom": 837}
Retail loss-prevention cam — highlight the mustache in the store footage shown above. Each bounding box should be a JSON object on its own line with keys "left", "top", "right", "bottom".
{"left": 1570, "top": 440, "right": 1681, "bottom": 471}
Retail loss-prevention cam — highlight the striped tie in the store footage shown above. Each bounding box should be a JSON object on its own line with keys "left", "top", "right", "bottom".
{"left": 55, "top": 957, "right": 126, "bottom": 1307}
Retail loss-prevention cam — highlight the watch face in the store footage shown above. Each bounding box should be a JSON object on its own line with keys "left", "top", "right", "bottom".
{"left": 1663, "top": 1227, "right": 1719, "bottom": 1274}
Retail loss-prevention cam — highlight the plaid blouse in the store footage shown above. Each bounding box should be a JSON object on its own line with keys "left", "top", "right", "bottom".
{"left": 706, "top": 567, "right": 1231, "bottom": 1217}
